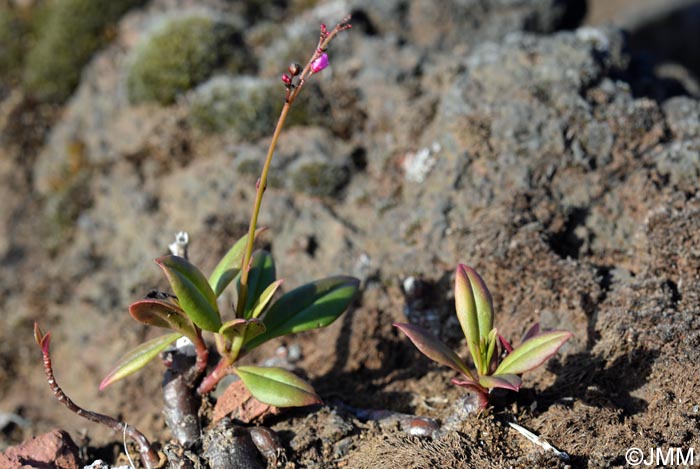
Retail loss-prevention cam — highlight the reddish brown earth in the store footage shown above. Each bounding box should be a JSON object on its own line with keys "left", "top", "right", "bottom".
{"left": 0, "top": 429, "right": 80, "bottom": 469}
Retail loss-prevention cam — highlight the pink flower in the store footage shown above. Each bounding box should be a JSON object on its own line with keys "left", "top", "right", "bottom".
{"left": 311, "top": 53, "right": 329, "bottom": 73}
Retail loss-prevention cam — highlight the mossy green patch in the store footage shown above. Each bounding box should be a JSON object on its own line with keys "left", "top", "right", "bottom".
{"left": 0, "top": 6, "right": 28, "bottom": 82}
{"left": 189, "top": 75, "right": 314, "bottom": 140}
{"left": 23, "top": 0, "right": 145, "bottom": 102}
{"left": 189, "top": 76, "right": 280, "bottom": 138}
{"left": 290, "top": 157, "right": 350, "bottom": 197}
{"left": 127, "top": 14, "right": 246, "bottom": 105}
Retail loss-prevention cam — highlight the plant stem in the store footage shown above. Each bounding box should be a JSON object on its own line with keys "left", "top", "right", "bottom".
{"left": 197, "top": 356, "right": 234, "bottom": 395}
{"left": 193, "top": 332, "right": 209, "bottom": 378}
{"left": 34, "top": 325, "right": 161, "bottom": 469}
{"left": 236, "top": 102, "right": 291, "bottom": 317}
{"left": 236, "top": 16, "right": 351, "bottom": 318}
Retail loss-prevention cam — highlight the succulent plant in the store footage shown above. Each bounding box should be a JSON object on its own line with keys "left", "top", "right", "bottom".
{"left": 99, "top": 238, "right": 359, "bottom": 407}
{"left": 395, "top": 264, "right": 572, "bottom": 409}
{"left": 34, "top": 16, "right": 354, "bottom": 468}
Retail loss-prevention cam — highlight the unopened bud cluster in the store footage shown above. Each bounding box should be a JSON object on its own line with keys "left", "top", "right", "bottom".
{"left": 281, "top": 62, "right": 302, "bottom": 88}
{"left": 280, "top": 18, "right": 351, "bottom": 102}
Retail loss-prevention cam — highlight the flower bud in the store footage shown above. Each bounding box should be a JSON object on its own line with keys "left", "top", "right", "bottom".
{"left": 310, "top": 53, "right": 329, "bottom": 73}
{"left": 288, "top": 63, "right": 302, "bottom": 76}
{"left": 281, "top": 73, "right": 292, "bottom": 85}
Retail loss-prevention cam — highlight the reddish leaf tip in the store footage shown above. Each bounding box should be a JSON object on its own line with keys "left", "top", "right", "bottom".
{"left": 33, "top": 322, "right": 51, "bottom": 353}
{"left": 40, "top": 332, "right": 51, "bottom": 355}
{"left": 33, "top": 322, "right": 43, "bottom": 345}
{"left": 498, "top": 334, "right": 514, "bottom": 354}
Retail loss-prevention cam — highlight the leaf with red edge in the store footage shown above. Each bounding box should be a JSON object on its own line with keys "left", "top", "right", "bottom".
{"left": 478, "top": 373, "right": 522, "bottom": 391}
{"left": 451, "top": 377, "right": 490, "bottom": 409}
{"left": 394, "top": 323, "right": 475, "bottom": 381}
{"left": 455, "top": 265, "right": 494, "bottom": 373}
{"left": 498, "top": 334, "right": 513, "bottom": 354}
{"left": 521, "top": 323, "right": 540, "bottom": 343}
{"left": 494, "top": 330, "right": 572, "bottom": 376}
{"left": 99, "top": 332, "right": 181, "bottom": 390}
{"left": 129, "top": 298, "right": 196, "bottom": 340}
{"left": 156, "top": 255, "right": 221, "bottom": 332}
{"left": 33, "top": 322, "right": 47, "bottom": 347}
{"left": 235, "top": 366, "right": 321, "bottom": 407}
{"left": 219, "top": 318, "right": 265, "bottom": 342}
{"left": 451, "top": 377, "right": 479, "bottom": 389}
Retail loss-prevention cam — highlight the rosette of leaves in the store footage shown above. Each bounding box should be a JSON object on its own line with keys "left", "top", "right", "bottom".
{"left": 100, "top": 229, "right": 359, "bottom": 408}
{"left": 395, "top": 264, "right": 571, "bottom": 409}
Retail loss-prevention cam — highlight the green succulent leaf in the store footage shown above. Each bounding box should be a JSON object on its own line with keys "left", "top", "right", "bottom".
{"left": 494, "top": 330, "right": 572, "bottom": 376}
{"left": 455, "top": 264, "right": 494, "bottom": 373}
{"left": 218, "top": 318, "right": 246, "bottom": 337}
{"left": 219, "top": 318, "right": 265, "bottom": 343}
{"left": 478, "top": 373, "right": 522, "bottom": 391}
{"left": 394, "top": 323, "right": 475, "bottom": 381}
{"left": 209, "top": 228, "right": 267, "bottom": 297}
{"left": 244, "top": 276, "right": 359, "bottom": 350}
{"left": 237, "top": 250, "right": 276, "bottom": 318}
{"left": 99, "top": 332, "right": 181, "bottom": 390}
{"left": 235, "top": 365, "right": 321, "bottom": 407}
{"left": 250, "top": 279, "right": 283, "bottom": 319}
{"left": 242, "top": 320, "right": 266, "bottom": 344}
{"left": 129, "top": 298, "right": 197, "bottom": 340}
{"left": 485, "top": 328, "right": 498, "bottom": 371}
{"left": 156, "top": 255, "right": 221, "bottom": 332}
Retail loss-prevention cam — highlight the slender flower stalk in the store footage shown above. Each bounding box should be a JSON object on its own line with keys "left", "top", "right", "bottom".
{"left": 34, "top": 324, "right": 162, "bottom": 469}
{"left": 236, "top": 16, "right": 351, "bottom": 318}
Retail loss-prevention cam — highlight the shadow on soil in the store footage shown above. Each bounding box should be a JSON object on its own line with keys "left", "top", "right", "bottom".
{"left": 541, "top": 347, "right": 660, "bottom": 415}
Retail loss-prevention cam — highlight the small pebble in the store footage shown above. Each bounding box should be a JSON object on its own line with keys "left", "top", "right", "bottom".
{"left": 400, "top": 417, "right": 440, "bottom": 437}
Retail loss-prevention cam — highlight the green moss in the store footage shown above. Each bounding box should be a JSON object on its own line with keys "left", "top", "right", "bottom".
{"left": 23, "top": 0, "right": 144, "bottom": 102}
{"left": 235, "top": 157, "right": 262, "bottom": 177}
{"left": 0, "top": 6, "right": 28, "bottom": 82}
{"left": 290, "top": 157, "right": 350, "bottom": 197}
{"left": 189, "top": 75, "right": 316, "bottom": 139}
{"left": 127, "top": 14, "right": 245, "bottom": 105}
{"left": 190, "top": 76, "right": 280, "bottom": 137}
